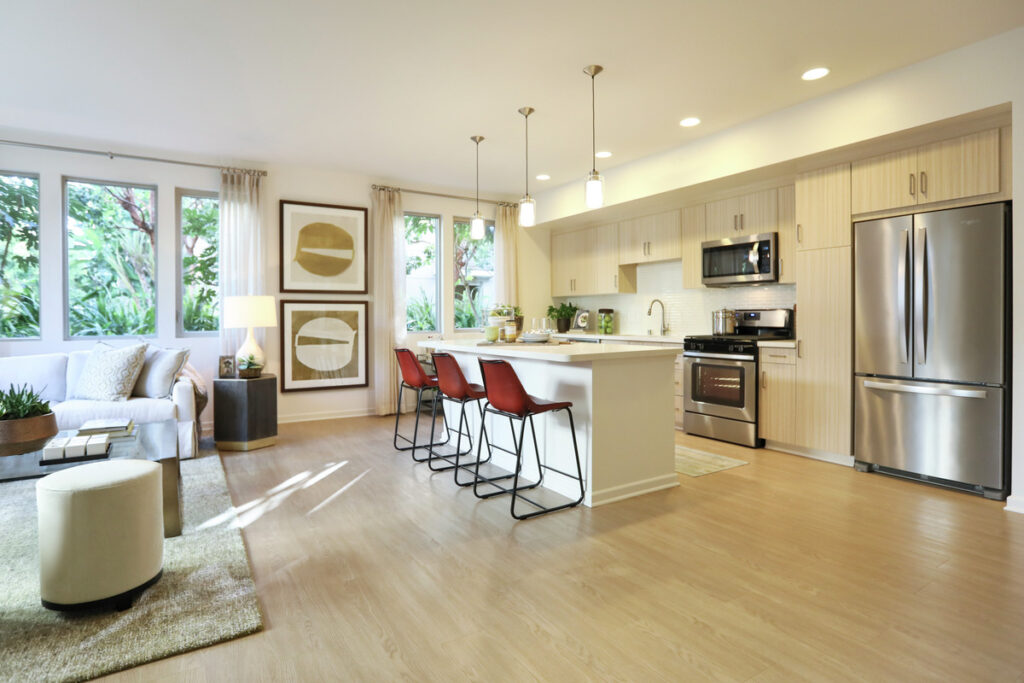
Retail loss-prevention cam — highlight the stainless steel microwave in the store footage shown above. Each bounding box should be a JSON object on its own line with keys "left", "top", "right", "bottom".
{"left": 701, "top": 232, "right": 778, "bottom": 286}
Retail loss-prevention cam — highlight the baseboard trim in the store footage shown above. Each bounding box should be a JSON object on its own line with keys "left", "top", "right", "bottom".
{"left": 277, "top": 408, "right": 375, "bottom": 425}
{"left": 764, "top": 441, "right": 855, "bottom": 467}
{"left": 588, "top": 473, "right": 679, "bottom": 507}
{"left": 1004, "top": 495, "right": 1024, "bottom": 515}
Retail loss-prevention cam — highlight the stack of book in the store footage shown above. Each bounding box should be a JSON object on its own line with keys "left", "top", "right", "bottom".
{"left": 78, "top": 418, "right": 135, "bottom": 438}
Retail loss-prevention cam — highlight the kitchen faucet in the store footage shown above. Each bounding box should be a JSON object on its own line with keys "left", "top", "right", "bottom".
{"left": 647, "top": 298, "right": 668, "bottom": 336}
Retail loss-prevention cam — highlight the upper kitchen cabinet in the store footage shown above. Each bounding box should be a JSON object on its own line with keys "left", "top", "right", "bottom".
{"left": 851, "top": 129, "right": 1000, "bottom": 214}
{"left": 618, "top": 210, "right": 681, "bottom": 264}
{"left": 681, "top": 205, "right": 704, "bottom": 289}
{"left": 796, "top": 163, "right": 851, "bottom": 251}
{"left": 705, "top": 189, "right": 778, "bottom": 241}
{"left": 776, "top": 185, "right": 796, "bottom": 284}
{"left": 551, "top": 224, "right": 635, "bottom": 297}
{"left": 551, "top": 229, "right": 583, "bottom": 297}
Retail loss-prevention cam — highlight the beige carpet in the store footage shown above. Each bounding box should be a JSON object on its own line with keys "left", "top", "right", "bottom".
{"left": 675, "top": 445, "right": 748, "bottom": 477}
{"left": 0, "top": 455, "right": 262, "bottom": 682}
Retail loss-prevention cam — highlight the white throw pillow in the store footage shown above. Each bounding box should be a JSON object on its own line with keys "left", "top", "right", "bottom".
{"left": 133, "top": 344, "right": 190, "bottom": 399}
{"left": 70, "top": 343, "right": 147, "bottom": 402}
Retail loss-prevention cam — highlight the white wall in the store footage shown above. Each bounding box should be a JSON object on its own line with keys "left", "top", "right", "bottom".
{"left": 523, "top": 25, "right": 1024, "bottom": 511}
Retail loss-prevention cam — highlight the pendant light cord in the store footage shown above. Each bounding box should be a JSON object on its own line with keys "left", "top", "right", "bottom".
{"left": 525, "top": 114, "right": 530, "bottom": 196}
{"left": 475, "top": 139, "right": 480, "bottom": 213}
{"left": 591, "top": 73, "right": 597, "bottom": 174}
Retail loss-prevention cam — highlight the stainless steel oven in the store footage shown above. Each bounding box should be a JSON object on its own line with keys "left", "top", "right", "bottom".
{"left": 683, "top": 349, "right": 759, "bottom": 446}
{"left": 702, "top": 232, "right": 778, "bottom": 286}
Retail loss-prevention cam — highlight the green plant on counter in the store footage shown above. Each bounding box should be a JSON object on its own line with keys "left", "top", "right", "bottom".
{"left": 490, "top": 303, "right": 522, "bottom": 318}
{"left": 546, "top": 302, "right": 579, "bottom": 320}
{"left": 238, "top": 354, "right": 263, "bottom": 370}
{"left": 0, "top": 384, "right": 51, "bottom": 420}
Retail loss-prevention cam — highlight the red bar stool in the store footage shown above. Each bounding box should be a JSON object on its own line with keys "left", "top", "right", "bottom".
{"left": 393, "top": 348, "right": 450, "bottom": 462}
{"left": 476, "top": 358, "right": 585, "bottom": 519}
{"left": 430, "top": 352, "right": 511, "bottom": 483}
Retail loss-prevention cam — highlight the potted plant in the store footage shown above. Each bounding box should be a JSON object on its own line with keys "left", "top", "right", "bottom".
{"left": 547, "top": 302, "right": 579, "bottom": 333}
{"left": 0, "top": 384, "right": 58, "bottom": 457}
{"left": 237, "top": 354, "right": 264, "bottom": 379}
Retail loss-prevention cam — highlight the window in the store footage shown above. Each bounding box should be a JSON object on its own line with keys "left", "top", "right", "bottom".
{"left": 0, "top": 173, "right": 40, "bottom": 338}
{"left": 403, "top": 213, "right": 440, "bottom": 332}
{"left": 178, "top": 190, "right": 219, "bottom": 333}
{"left": 453, "top": 218, "right": 494, "bottom": 329}
{"left": 65, "top": 179, "right": 156, "bottom": 337}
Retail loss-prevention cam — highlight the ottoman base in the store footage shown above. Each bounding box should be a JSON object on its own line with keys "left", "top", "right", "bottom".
{"left": 41, "top": 569, "right": 163, "bottom": 612}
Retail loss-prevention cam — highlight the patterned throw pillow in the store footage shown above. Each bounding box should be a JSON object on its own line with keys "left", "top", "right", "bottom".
{"left": 70, "top": 343, "right": 147, "bottom": 402}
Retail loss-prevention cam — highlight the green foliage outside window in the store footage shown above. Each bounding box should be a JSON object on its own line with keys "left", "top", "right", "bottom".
{"left": 66, "top": 180, "right": 156, "bottom": 336}
{"left": 453, "top": 219, "right": 494, "bottom": 329}
{"left": 0, "top": 174, "right": 41, "bottom": 338}
{"left": 180, "top": 195, "right": 219, "bottom": 332}
{"left": 404, "top": 214, "right": 439, "bottom": 332}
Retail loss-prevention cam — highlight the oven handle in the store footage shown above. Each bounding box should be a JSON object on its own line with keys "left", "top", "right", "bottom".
{"left": 684, "top": 351, "right": 756, "bottom": 361}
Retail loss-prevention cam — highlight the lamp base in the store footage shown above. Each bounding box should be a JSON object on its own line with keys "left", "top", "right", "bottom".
{"left": 235, "top": 327, "right": 265, "bottom": 370}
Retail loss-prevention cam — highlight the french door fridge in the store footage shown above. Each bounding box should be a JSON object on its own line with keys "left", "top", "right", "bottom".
{"left": 853, "top": 202, "right": 1010, "bottom": 498}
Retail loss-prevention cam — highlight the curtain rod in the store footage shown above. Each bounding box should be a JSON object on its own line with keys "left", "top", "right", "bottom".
{"left": 372, "top": 183, "right": 515, "bottom": 207}
{"left": 0, "top": 138, "right": 268, "bottom": 177}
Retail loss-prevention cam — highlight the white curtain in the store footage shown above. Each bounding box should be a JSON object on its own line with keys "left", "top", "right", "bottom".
{"left": 218, "top": 170, "right": 265, "bottom": 355}
{"left": 371, "top": 186, "right": 405, "bottom": 415}
{"left": 494, "top": 203, "right": 520, "bottom": 306}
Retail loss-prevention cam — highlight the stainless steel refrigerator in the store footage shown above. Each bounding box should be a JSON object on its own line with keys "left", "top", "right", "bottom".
{"left": 854, "top": 202, "right": 1010, "bottom": 499}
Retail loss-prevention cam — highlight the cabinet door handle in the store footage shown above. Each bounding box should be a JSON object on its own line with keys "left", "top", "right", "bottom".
{"left": 768, "top": 354, "right": 787, "bottom": 359}
{"left": 761, "top": 370, "right": 767, "bottom": 389}
{"left": 796, "top": 224, "right": 802, "bottom": 243}
{"left": 797, "top": 340, "right": 803, "bottom": 358}
{"left": 920, "top": 171, "right": 927, "bottom": 197}
{"left": 779, "top": 257, "right": 783, "bottom": 278}
{"left": 614, "top": 274, "right": 617, "bottom": 288}
{"left": 909, "top": 172, "right": 915, "bottom": 197}
{"left": 739, "top": 213, "right": 744, "bottom": 232}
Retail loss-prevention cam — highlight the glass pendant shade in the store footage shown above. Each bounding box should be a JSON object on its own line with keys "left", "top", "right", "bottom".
{"left": 470, "top": 213, "right": 485, "bottom": 240}
{"left": 518, "top": 195, "right": 536, "bottom": 227}
{"left": 585, "top": 171, "right": 604, "bottom": 209}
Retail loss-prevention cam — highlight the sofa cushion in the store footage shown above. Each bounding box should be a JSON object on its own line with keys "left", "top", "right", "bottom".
{"left": 0, "top": 353, "right": 68, "bottom": 404}
{"left": 65, "top": 350, "right": 90, "bottom": 399}
{"left": 54, "top": 398, "right": 176, "bottom": 430}
{"left": 69, "top": 343, "right": 147, "bottom": 402}
{"left": 133, "top": 345, "right": 190, "bottom": 399}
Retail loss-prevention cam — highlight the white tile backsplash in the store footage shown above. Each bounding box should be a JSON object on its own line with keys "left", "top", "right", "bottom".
{"left": 559, "top": 261, "right": 795, "bottom": 337}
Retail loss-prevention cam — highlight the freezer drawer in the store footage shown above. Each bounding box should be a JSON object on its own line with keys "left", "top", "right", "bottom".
{"left": 855, "top": 376, "right": 1004, "bottom": 490}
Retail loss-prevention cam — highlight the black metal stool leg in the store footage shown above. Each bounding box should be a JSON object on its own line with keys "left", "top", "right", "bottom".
{"left": 394, "top": 384, "right": 453, "bottom": 457}
{"left": 510, "top": 406, "right": 586, "bottom": 520}
{"left": 425, "top": 394, "right": 473, "bottom": 471}
{"left": 454, "top": 400, "right": 499, "bottom": 487}
{"left": 471, "top": 407, "right": 540, "bottom": 499}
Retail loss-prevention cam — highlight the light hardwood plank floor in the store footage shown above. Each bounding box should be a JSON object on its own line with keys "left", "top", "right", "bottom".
{"left": 105, "top": 418, "right": 1024, "bottom": 681}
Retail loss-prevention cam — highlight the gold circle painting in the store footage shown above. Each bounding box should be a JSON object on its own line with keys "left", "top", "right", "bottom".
{"left": 295, "top": 317, "right": 355, "bottom": 372}
{"left": 294, "top": 222, "right": 355, "bottom": 277}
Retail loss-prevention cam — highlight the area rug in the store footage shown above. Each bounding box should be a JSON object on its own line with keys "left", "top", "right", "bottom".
{"left": 675, "top": 445, "right": 748, "bottom": 477}
{"left": 0, "top": 456, "right": 263, "bottom": 682}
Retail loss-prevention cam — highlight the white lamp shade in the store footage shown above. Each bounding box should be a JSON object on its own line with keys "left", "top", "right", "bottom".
{"left": 223, "top": 295, "right": 278, "bottom": 329}
{"left": 470, "top": 214, "right": 485, "bottom": 240}
{"left": 518, "top": 196, "right": 536, "bottom": 227}
{"left": 585, "top": 172, "right": 604, "bottom": 209}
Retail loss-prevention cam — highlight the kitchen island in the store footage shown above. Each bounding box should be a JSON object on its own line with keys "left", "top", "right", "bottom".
{"left": 417, "top": 339, "right": 680, "bottom": 507}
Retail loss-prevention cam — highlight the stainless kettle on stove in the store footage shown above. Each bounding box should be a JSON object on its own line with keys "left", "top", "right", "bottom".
{"left": 711, "top": 308, "right": 736, "bottom": 335}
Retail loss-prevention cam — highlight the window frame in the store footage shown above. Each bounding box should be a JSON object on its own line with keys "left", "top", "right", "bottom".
{"left": 62, "top": 175, "right": 159, "bottom": 340}
{"left": 402, "top": 211, "right": 443, "bottom": 334}
{"left": 175, "top": 187, "right": 219, "bottom": 338}
{"left": 451, "top": 215, "right": 496, "bottom": 333}
{"left": 0, "top": 169, "right": 42, "bottom": 341}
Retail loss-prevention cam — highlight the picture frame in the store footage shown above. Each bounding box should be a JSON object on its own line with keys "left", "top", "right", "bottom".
{"left": 280, "top": 300, "right": 369, "bottom": 392}
{"left": 280, "top": 200, "right": 368, "bottom": 294}
{"left": 218, "top": 355, "right": 236, "bottom": 379}
{"left": 571, "top": 309, "right": 590, "bottom": 331}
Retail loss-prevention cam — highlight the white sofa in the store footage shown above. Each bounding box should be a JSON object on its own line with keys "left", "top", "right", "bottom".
{"left": 0, "top": 350, "right": 198, "bottom": 459}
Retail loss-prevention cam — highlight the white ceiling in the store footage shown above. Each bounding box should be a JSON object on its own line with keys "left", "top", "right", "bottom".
{"left": 3, "top": 0, "right": 1024, "bottom": 197}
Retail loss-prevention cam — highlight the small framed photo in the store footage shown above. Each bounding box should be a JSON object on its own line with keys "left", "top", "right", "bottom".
{"left": 572, "top": 310, "right": 590, "bottom": 331}
{"left": 218, "top": 355, "right": 236, "bottom": 378}
{"left": 280, "top": 200, "right": 368, "bottom": 294}
{"left": 281, "top": 300, "right": 369, "bottom": 392}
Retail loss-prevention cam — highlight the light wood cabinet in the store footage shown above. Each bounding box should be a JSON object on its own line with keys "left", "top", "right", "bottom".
{"left": 591, "top": 223, "right": 620, "bottom": 294}
{"left": 705, "top": 189, "right": 778, "bottom": 240}
{"left": 705, "top": 196, "right": 740, "bottom": 241}
{"left": 681, "top": 205, "right": 704, "bottom": 289}
{"left": 618, "top": 210, "right": 681, "bottom": 264}
{"left": 758, "top": 348, "right": 796, "bottom": 444}
{"left": 550, "top": 229, "right": 579, "bottom": 297}
{"left": 551, "top": 224, "right": 634, "bottom": 297}
{"left": 794, "top": 246, "right": 852, "bottom": 455}
{"left": 776, "top": 185, "right": 796, "bottom": 284}
{"left": 796, "top": 163, "right": 851, "bottom": 251}
{"left": 851, "top": 129, "right": 1000, "bottom": 214}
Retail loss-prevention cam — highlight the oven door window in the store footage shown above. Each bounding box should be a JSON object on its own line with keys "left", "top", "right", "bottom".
{"left": 691, "top": 363, "right": 745, "bottom": 408}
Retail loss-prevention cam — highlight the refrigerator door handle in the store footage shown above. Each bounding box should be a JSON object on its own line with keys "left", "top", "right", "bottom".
{"left": 863, "top": 380, "right": 988, "bottom": 400}
{"left": 897, "top": 228, "right": 909, "bottom": 364}
{"left": 915, "top": 226, "right": 928, "bottom": 364}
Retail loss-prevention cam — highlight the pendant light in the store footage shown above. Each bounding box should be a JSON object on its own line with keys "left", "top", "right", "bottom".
{"left": 518, "top": 107, "right": 536, "bottom": 227}
{"left": 583, "top": 64, "right": 604, "bottom": 209}
{"left": 470, "top": 135, "right": 485, "bottom": 240}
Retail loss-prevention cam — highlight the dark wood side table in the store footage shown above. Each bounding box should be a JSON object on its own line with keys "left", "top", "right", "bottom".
{"left": 214, "top": 374, "right": 278, "bottom": 451}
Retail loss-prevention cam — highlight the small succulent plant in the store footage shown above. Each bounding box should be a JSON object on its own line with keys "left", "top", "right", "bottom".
{"left": 0, "top": 384, "right": 51, "bottom": 421}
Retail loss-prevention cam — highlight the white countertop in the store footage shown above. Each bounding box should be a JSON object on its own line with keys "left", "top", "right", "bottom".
{"left": 419, "top": 338, "right": 681, "bottom": 363}
{"left": 551, "top": 332, "right": 686, "bottom": 345}
{"left": 757, "top": 339, "right": 797, "bottom": 348}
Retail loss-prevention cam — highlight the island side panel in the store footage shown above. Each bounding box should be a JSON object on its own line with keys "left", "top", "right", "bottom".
{"left": 589, "top": 355, "right": 678, "bottom": 506}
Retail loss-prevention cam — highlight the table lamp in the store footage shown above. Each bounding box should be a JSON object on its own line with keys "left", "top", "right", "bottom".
{"left": 223, "top": 295, "right": 277, "bottom": 368}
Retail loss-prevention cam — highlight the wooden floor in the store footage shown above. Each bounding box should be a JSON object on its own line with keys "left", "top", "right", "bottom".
{"left": 106, "top": 417, "right": 1024, "bottom": 682}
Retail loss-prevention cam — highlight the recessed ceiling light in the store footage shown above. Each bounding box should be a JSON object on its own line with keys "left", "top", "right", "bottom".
{"left": 536, "top": 174, "right": 551, "bottom": 181}
{"left": 595, "top": 151, "right": 612, "bottom": 158}
{"left": 801, "top": 67, "right": 830, "bottom": 81}
{"left": 679, "top": 117, "right": 701, "bottom": 127}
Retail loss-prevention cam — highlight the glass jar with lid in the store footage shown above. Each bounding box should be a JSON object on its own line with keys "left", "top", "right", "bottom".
{"left": 598, "top": 308, "right": 614, "bottom": 335}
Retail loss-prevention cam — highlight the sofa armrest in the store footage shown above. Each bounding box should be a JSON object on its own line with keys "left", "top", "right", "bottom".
{"left": 173, "top": 378, "right": 197, "bottom": 422}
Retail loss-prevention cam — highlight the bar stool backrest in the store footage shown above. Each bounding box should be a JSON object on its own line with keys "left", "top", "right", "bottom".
{"left": 479, "top": 359, "right": 530, "bottom": 417}
{"left": 431, "top": 353, "right": 471, "bottom": 400}
{"left": 395, "top": 348, "right": 432, "bottom": 388}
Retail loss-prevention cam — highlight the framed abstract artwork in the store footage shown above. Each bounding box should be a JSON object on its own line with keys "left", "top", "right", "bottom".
{"left": 280, "top": 200, "right": 368, "bottom": 293}
{"left": 280, "top": 300, "right": 369, "bottom": 392}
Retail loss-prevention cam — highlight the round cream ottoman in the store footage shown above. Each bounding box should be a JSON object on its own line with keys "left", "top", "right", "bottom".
{"left": 36, "top": 459, "right": 164, "bottom": 611}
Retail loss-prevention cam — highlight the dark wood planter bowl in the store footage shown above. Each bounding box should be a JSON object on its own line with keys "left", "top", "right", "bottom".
{"left": 556, "top": 317, "right": 572, "bottom": 333}
{"left": 238, "top": 368, "right": 263, "bottom": 379}
{"left": 0, "top": 412, "right": 59, "bottom": 457}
